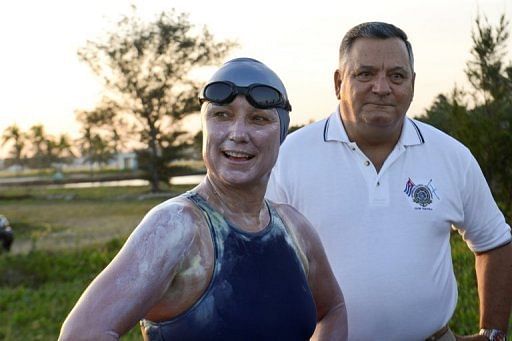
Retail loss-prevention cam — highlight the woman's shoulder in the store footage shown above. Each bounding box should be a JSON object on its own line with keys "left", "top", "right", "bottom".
{"left": 269, "top": 201, "right": 322, "bottom": 259}
{"left": 146, "top": 193, "right": 204, "bottom": 222}
{"left": 129, "top": 193, "right": 206, "bottom": 249}
{"left": 270, "top": 201, "right": 313, "bottom": 234}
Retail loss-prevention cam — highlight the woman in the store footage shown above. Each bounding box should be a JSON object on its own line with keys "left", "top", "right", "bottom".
{"left": 59, "top": 58, "right": 347, "bottom": 341}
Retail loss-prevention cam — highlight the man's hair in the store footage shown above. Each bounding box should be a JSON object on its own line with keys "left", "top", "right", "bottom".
{"left": 339, "top": 22, "right": 414, "bottom": 72}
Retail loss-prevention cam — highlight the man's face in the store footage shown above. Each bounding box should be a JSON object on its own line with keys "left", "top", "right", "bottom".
{"left": 334, "top": 37, "right": 415, "bottom": 144}
{"left": 202, "top": 95, "right": 281, "bottom": 188}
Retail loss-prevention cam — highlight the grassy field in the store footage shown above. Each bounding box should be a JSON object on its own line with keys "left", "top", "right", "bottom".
{"left": 0, "top": 184, "right": 510, "bottom": 339}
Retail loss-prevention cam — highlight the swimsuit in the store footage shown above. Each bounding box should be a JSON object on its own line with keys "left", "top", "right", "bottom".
{"left": 141, "top": 192, "right": 316, "bottom": 340}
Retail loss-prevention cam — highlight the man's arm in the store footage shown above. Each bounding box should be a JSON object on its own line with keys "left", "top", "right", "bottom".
{"left": 457, "top": 242, "right": 512, "bottom": 340}
{"left": 476, "top": 242, "right": 512, "bottom": 331}
{"left": 455, "top": 151, "right": 512, "bottom": 339}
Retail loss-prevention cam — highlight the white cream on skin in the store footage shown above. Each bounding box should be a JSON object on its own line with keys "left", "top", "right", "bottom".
{"left": 60, "top": 96, "right": 301, "bottom": 340}
{"left": 199, "top": 98, "right": 280, "bottom": 233}
{"left": 59, "top": 199, "right": 207, "bottom": 340}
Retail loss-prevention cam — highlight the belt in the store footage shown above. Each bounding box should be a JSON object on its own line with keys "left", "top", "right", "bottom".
{"left": 425, "top": 325, "right": 449, "bottom": 341}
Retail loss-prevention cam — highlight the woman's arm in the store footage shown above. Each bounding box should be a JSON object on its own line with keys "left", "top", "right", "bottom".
{"left": 58, "top": 201, "right": 199, "bottom": 341}
{"left": 306, "top": 224, "right": 348, "bottom": 341}
{"left": 276, "top": 204, "right": 348, "bottom": 341}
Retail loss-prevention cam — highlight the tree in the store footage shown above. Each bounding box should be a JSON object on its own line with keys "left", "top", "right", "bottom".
{"left": 288, "top": 124, "right": 306, "bottom": 134}
{"left": 190, "top": 130, "right": 204, "bottom": 161}
{"left": 50, "top": 134, "right": 75, "bottom": 166}
{"left": 76, "top": 103, "right": 126, "bottom": 173}
{"left": 77, "top": 125, "right": 114, "bottom": 174}
{"left": 1, "top": 124, "right": 26, "bottom": 169}
{"left": 77, "top": 7, "right": 236, "bottom": 192}
{"left": 27, "top": 124, "right": 48, "bottom": 169}
{"left": 419, "top": 14, "right": 512, "bottom": 218}
{"left": 465, "top": 15, "right": 511, "bottom": 104}
{"left": 24, "top": 125, "right": 76, "bottom": 169}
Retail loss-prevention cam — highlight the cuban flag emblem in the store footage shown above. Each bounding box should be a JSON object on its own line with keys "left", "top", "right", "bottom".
{"left": 403, "top": 178, "right": 415, "bottom": 196}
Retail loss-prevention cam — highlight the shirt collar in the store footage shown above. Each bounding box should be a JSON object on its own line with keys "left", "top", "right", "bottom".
{"left": 323, "top": 106, "right": 425, "bottom": 146}
{"left": 323, "top": 106, "right": 350, "bottom": 143}
{"left": 399, "top": 116, "right": 425, "bottom": 146}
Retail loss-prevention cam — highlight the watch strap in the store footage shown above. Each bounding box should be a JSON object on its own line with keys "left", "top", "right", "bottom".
{"left": 479, "top": 328, "right": 507, "bottom": 341}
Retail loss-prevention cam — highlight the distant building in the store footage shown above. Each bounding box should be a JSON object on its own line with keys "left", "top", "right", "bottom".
{"left": 62, "top": 152, "right": 138, "bottom": 171}
{"left": 6, "top": 164, "right": 23, "bottom": 172}
{"left": 112, "top": 152, "right": 138, "bottom": 170}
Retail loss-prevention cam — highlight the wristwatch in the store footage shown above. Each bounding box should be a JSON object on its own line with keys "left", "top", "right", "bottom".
{"left": 479, "top": 328, "right": 507, "bottom": 341}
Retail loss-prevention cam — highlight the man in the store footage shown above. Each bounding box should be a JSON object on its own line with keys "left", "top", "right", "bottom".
{"left": 267, "top": 22, "right": 512, "bottom": 340}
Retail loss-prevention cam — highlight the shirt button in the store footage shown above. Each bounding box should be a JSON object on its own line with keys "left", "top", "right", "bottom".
{"left": 377, "top": 181, "right": 380, "bottom": 186}
{"left": 364, "top": 160, "right": 370, "bottom": 166}
{"left": 351, "top": 147, "right": 356, "bottom": 151}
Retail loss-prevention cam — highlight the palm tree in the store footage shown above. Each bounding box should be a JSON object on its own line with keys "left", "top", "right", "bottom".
{"left": 78, "top": 126, "right": 115, "bottom": 176}
{"left": 55, "top": 134, "right": 75, "bottom": 163}
{"left": 1, "top": 124, "right": 26, "bottom": 168}
{"left": 28, "top": 124, "right": 47, "bottom": 169}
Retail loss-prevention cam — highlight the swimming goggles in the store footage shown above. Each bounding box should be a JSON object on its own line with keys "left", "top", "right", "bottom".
{"left": 199, "top": 81, "right": 291, "bottom": 111}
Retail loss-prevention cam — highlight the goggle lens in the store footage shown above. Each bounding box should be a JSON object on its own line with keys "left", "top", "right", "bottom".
{"left": 203, "top": 82, "right": 234, "bottom": 103}
{"left": 249, "top": 85, "right": 282, "bottom": 107}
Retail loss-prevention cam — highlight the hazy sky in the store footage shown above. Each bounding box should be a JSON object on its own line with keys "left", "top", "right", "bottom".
{"left": 0, "top": 0, "right": 510, "bottom": 156}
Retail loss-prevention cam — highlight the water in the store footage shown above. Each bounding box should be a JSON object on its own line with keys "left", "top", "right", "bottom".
{"left": 52, "top": 174, "right": 205, "bottom": 189}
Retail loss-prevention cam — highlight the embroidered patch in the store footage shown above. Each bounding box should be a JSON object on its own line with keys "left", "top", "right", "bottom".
{"left": 403, "top": 178, "right": 440, "bottom": 210}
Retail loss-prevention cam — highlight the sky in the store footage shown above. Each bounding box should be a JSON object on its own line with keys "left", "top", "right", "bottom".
{"left": 0, "top": 0, "right": 510, "bottom": 156}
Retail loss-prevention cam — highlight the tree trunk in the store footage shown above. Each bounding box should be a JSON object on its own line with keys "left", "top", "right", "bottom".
{"left": 148, "top": 120, "right": 160, "bottom": 193}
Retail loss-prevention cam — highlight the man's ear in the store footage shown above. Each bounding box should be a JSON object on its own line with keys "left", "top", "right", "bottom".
{"left": 334, "top": 69, "right": 342, "bottom": 100}
{"left": 411, "top": 71, "right": 416, "bottom": 98}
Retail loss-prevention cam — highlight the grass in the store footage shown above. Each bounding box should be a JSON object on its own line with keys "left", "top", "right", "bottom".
{"left": 1, "top": 184, "right": 192, "bottom": 252}
{"left": 0, "top": 184, "right": 195, "bottom": 340}
{"left": 0, "top": 184, "right": 510, "bottom": 339}
{"left": 449, "top": 233, "right": 481, "bottom": 334}
{"left": 0, "top": 240, "right": 144, "bottom": 340}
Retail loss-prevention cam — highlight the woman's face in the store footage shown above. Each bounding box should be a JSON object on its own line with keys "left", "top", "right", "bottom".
{"left": 202, "top": 95, "right": 281, "bottom": 189}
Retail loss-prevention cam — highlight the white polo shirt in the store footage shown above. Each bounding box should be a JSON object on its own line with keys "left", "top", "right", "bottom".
{"left": 267, "top": 109, "right": 511, "bottom": 341}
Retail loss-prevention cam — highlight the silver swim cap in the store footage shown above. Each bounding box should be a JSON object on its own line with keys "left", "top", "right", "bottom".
{"left": 201, "top": 57, "right": 291, "bottom": 143}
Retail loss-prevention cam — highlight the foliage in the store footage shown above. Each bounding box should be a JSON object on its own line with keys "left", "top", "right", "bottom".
{"left": 0, "top": 184, "right": 192, "bottom": 340}
{"left": 76, "top": 122, "right": 116, "bottom": 170}
{"left": 1, "top": 124, "right": 75, "bottom": 170}
{"left": 27, "top": 125, "right": 46, "bottom": 168}
{"left": 44, "top": 134, "right": 75, "bottom": 166}
{"left": 0, "top": 240, "right": 142, "bottom": 340}
{"left": 419, "top": 14, "right": 512, "bottom": 219}
{"left": 1, "top": 125, "right": 26, "bottom": 168}
{"left": 449, "top": 233, "right": 479, "bottom": 334}
{"left": 77, "top": 7, "right": 236, "bottom": 192}
{"left": 288, "top": 124, "right": 305, "bottom": 134}
{"left": 189, "top": 130, "right": 203, "bottom": 161}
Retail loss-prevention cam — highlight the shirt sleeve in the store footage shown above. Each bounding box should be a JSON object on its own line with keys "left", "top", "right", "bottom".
{"left": 456, "top": 152, "right": 511, "bottom": 252}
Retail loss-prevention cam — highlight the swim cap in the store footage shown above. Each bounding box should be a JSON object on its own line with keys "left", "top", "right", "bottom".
{"left": 202, "top": 58, "right": 291, "bottom": 143}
